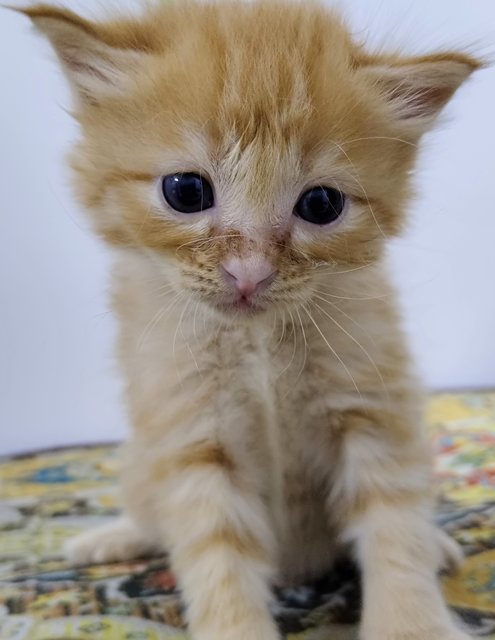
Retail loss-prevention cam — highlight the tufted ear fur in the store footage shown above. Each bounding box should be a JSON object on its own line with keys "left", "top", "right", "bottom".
{"left": 15, "top": 4, "right": 152, "bottom": 104}
{"left": 357, "top": 51, "right": 481, "bottom": 135}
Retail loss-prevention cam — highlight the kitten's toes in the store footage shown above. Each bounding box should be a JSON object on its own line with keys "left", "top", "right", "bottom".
{"left": 365, "top": 627, "right": 471, "bottom": 640}
{"left": 436, "top": 527, "right": 464, "bottom": 574}
{"left": 65, "top": 516, "right": 160, "bottom": 565}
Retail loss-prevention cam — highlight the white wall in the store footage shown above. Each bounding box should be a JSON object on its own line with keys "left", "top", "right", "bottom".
{"left": 1, "top": 0, "right": 494, "bottom": 455}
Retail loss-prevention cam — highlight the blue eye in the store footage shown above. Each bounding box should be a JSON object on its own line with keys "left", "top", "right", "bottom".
{"left": 161, "top": 173, "right": 214, "bottom": 213}
{"left": 295, "top": 186, "right": 346, "bottom": 225}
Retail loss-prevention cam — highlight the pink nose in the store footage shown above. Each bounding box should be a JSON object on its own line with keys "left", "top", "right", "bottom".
{"left": 220, "top": 256, "right": 277, "bottom": 298}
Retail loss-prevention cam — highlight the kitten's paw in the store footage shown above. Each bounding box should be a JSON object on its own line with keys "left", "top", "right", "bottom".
{"left": 436, "top": 527, "right": 464, "bottom": 574}
{"left": 364, "top": 627, "right": 471, "bottom": 640}
{"left": 65, "top": 516, "right": 160, "bottom": 565}
{"left": 193, "top": 614, "right": 281, "bottom": 640}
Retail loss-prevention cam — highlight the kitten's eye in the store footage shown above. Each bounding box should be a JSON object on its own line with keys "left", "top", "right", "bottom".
{"left": 161, "top": 173, "right": 214, "bottom": 213}
{"left": 295, "top": 186, "right": 346, "bottom": 225}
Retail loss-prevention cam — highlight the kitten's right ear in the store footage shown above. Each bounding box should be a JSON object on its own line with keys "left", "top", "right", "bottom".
{"left": 355, "top": 51, "right": 482, "bottom": 136}
{"left": 14, "top": 4, "right": 149, "bottom": 104}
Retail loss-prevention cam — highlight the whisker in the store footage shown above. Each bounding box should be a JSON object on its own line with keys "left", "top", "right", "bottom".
{"left": 288, "top": 308, "right": 298, "bottom": 373}
{"left": 193, "top": 299, "right": 201, "bottom": 343}
{"left": 270, "top": 308, "right": 279, "bottom": 342}
{"left": 341, "top": 136, "right": 418, "bottom": 149}
{"left": 275, "top": 307, "right": 287, "bottom": 350}
{"left": 312, "top": 299, "right": 389, "bottom": 404}
{"left": 294, "top": 306, "right": 308, "bottom": 384}
{"left": 172, "top": 297, "right": 193, "bottom": 383}
{"left": 154, "top": 283, "right": 179, "bottom": 297}
{"left": 185, "top": 323, "right": 203, "bottom": 379}
{"left": 313, "top": 263, "right": 373, "bottom": 276}
{"left": 312, "top": 287, "right": 389, "bottom": 301}
{"left": 312, "top": 293, "right": 378, "bottom": 348}
{"left": 276, "top": 306, "right": 297, "bottom": 380}
{"left": 326, "top": 138, "right": 386, "bottom": 239}
{"left": 137, "top": 291, "right": 183, "bottom": 351}
{"left": 302, "top": 303, "right": 362, "bottom": 401}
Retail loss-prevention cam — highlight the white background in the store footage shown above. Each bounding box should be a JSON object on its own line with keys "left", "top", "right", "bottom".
{"left": 1, "top": 0, "right": 494, "bottom": 455}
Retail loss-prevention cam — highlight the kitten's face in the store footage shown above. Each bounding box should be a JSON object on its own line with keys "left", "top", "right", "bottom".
{"left": 22, "top": 2, "right": 478, "bottom": 317}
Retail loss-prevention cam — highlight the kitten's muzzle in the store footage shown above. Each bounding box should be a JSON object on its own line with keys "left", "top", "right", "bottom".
{"left": 219, "top": 256, "right": 277, "bottom": 303}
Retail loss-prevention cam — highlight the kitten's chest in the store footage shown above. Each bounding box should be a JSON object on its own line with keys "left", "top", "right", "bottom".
{"left": 238, "top": 331, "right": 330, "bottom": 543}
{"left": 261, "top": 398, "right": 337, "bottom": 584}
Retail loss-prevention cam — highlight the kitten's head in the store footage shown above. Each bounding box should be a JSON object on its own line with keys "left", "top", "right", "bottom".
{"left": 20, "top": 1, "right": 479, "bottom": 317}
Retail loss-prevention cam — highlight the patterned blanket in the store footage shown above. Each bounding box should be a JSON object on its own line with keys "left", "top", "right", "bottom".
{"left": 1, "top": 392, "right": 495, "bottom": 640}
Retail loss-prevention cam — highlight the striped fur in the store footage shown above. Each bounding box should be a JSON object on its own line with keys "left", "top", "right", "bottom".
{"left": 19, "top": 2, "right": 480, "bottom": 639}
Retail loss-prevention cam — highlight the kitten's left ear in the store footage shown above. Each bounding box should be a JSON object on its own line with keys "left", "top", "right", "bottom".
{"left": 15, "top": 4, "right": 151, "bottom": 104}
{"left": 357, "top": 51, "right": 482, "bottom": 134}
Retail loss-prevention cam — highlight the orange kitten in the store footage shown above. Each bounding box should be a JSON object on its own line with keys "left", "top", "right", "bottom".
{"left": 19, "top": 2, "right": 479, "bottom": 639}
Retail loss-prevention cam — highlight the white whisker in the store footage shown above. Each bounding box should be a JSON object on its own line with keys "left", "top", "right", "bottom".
{"left": 137, "top": 291, "right": 183, "bottom": 351}
{"left": 327, "top": 138, "right": 386, "bottom": 239}
{"left": 341, "top": 136, "right": 418, "bottom": 149}
{"left": 276, "top": 306, "right": 298, "bottom": 381}
{"left": 312, "top": 293, "right": 378, "bottom": 349}
{"left": 294, "top": 306, "right": 308, "bottom": 385}
{"left": 312, "top": 299, "right": 389, "bottom": 404}
{"left": 312, "top": 287, "right": 389, "bottom": 302}
{"left": 172, "top": 297, "right": 193, "bottom": 384}
{"left": 275, "top": 308, "right": 287, "bottom": 350}
{"left": 302, "top": 303, "right": 362, "bottom": 401}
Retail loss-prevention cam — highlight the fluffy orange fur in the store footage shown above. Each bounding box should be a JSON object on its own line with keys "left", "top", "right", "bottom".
{"left": 18, "top": 2, "right": 479, "bottom": 639}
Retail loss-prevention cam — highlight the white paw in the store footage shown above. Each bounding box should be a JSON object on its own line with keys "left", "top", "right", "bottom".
{"left": 65, "top": 517, "right": 160, "bottom": 566}
{"left": 364, "top": 628, "right": 472, "bottom": 640}
{"left": 436, "top": 528, "right": 464, "bottom": 574}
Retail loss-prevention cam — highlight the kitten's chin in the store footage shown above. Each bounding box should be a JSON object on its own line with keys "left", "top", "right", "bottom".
{"left": 212, "top": 298, "right": 266, "bottom": 317}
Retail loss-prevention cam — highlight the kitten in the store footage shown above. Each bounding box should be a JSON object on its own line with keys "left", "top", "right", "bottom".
{"left": 19, "top": 2, "right": 479, "bottom": 639}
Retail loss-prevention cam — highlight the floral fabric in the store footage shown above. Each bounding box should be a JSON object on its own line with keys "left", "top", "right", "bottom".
{"left": 1, "top": 392, "right": 495, "bottom": 639}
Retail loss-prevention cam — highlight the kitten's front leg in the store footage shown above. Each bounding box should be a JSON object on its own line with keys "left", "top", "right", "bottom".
{"left": 333, "top": 409, "right": 469, "bottom": 640}
{"left": 66, "top": 516, "right": 160, "bottom": 565}
{"left": 150, "top": 435, "right": 280, "bottom": 640}
{"left": 352, "top": 505, "right": 469, "bottom": 640}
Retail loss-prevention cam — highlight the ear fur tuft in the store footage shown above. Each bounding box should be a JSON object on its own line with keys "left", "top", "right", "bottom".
{"left": 357, "top": 51, "right": 482, "bottom": 132}
{"left": 13, "top": 4, "right": 149, "bottom": 104}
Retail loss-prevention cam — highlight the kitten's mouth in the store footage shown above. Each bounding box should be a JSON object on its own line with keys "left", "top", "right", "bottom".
{"left": 214, "top": 296, "right": 265, "bottom": 316}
